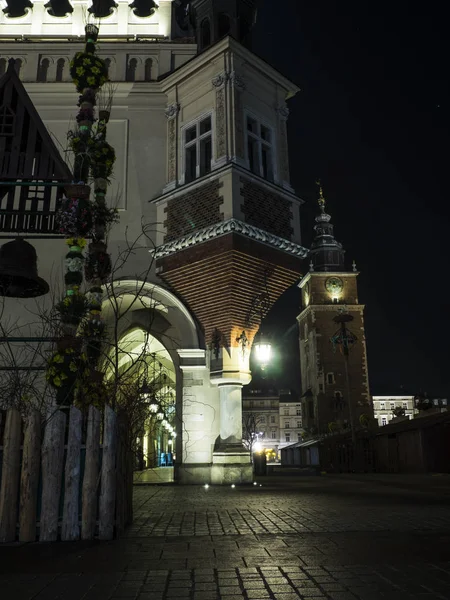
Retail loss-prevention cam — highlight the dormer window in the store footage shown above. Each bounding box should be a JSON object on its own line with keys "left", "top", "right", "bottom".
{"left": 246, "top": 115, "right": 274, "bottom": 181}
{"left": 183, "top": 114, "right": 212, "bottom": 183}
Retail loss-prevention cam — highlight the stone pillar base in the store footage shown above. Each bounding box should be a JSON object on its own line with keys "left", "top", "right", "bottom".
{"left": 176, "top": 463, "right": 212, "bottom": 485}
{"left": 175, "top": 459, "right": 253, "bottom": 485}
{"left": 211, "top": 449, "right": 252, "bottom": 484}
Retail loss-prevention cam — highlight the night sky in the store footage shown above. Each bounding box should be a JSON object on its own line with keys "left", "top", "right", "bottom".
{"left": 249, "top": 1, "right": 449, "bottom": 396}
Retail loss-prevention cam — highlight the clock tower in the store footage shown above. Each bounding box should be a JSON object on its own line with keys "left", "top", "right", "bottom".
{"left": 297, "top": 187, "right": 372, "bottom": 437}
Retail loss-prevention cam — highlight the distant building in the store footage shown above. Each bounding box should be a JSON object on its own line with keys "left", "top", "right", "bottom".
{"left": 242, "top": 388, "right": 302, "bottom": 457}
{"left": 242, "top": 388, "right": 280, "bottom": 458}
{"left": 373, "top": 395, "right": 415, "bottom": 426}
{"left": 278, "top": 390, "right": 302, "bottom": 451}
{"left": 373, "top": 394, "right": 449, "bottom": 427}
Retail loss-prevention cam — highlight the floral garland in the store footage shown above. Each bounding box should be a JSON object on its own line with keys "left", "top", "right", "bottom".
{"left": 55, "top": 287, "right": 89, "bottom": 325}
{"left": 69, "top": 52, "right": 108, "bottom": 94}
{"left": 47, "top": 24, "right": 118, "bottom": 410}
{"left": 90, "top": 140, "right": 116, "bottom": 180}
{"left": 56, "top": 197, "right": 93, "bottom": 237}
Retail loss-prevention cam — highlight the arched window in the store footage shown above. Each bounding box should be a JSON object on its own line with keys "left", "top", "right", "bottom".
{"left": 144, "top": 58, "right": 153, "bottom": 82}
{"left": 200, "top": 18, "right": 211, "bottom": 50}
{"left": 37, "top": 58, "right": 49, "bottom": 82}
{"left": 55, "top": 58, "right": 65, "bottom": 82}
{"left": 126, "top": 58, "right": 137, "bottom": 82}
{"left": 218, "top": 13, "right": 231, "bottom": 38}
{"left": 0, "top": 58, "right": 6, "bottom": 77}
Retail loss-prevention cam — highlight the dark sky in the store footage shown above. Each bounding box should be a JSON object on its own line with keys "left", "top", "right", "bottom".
{"left": 250, "top": 1, "right": 449, "bottom": 396}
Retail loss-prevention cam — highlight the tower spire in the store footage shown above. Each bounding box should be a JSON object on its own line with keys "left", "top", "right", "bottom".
{"left": 309, "top": 182, "right": 346, "bottom": 272}
{"left": 316, "top": 179, "right": 326, "bottom": 214}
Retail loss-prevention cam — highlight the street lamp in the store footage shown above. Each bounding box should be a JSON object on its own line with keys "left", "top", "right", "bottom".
{"left": 139, "top": 380, "right": 160, "bottom": 413}
{"left": 253, "top": 331, "right": 272, "bottom": 369}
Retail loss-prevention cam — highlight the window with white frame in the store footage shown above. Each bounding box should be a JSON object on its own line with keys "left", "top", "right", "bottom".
{"left": 285, "top": 422, "right": 290, "bottom": 429}
{"left": 270, "top": 415, "right": 275, "bottom": 424}
{"left": 246, "top": 115, "right": 274, "bottom": 181}
{"left": 285, "top": 433, "right": 290, "bottom": 442}
{"left": 283, "top": 408, "right": 289, "bottom": 416}
{"left": 183, "top": 114, "right": 212, "bottom": 183}
{"left": 271, "top": 431, "right": 276, "bottom": 439}
{"left": 381, "top": 417, "right": 387, "bottom": 426}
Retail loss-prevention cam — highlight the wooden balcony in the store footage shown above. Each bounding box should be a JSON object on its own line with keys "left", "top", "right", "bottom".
{"left": 0, "top": 182, "right": 64, "bottom": 235}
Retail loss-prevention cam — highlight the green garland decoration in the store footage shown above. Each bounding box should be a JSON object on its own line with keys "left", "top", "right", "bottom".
{"left": 69, "top": 53, "right": 108, "bottom": 93}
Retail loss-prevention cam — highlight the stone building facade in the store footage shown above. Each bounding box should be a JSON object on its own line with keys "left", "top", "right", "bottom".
{"left": 0, "top": 0, "right": 308, "bottom": 483}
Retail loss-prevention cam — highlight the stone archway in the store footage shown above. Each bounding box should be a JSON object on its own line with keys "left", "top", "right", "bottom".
{"left": 99, "top": 279, "right": 203, "bottom": 482}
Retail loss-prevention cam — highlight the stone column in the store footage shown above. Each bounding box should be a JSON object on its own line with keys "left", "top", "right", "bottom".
{"left": 218, "top": 384, "right": 243, "bottom": 446}
{"left": 211, "top": 369, "right": 253, "bottom": 485}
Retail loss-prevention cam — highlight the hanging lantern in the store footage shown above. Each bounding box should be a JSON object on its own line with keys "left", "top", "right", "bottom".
{"left": 253, "top": 330, "right": 272, "bottom": 369}
{"left": 0, "top": 238, "right": 49, "bottom": 298}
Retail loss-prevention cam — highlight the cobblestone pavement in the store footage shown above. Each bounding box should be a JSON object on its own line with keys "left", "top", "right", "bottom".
{"left": 1, "top": 474, "right": 450, "bottom": 600}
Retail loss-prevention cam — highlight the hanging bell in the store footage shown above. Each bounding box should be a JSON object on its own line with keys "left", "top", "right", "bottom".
{"left": 0, "top": 238, "right": 49, "bottom": 298}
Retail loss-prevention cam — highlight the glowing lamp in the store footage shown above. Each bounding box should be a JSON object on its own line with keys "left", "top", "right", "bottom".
{"left": 253, "top": 332, "right": 272, "bottom": 368}
{"left": 149, "top": 400, "right": 159, "bottom": 413}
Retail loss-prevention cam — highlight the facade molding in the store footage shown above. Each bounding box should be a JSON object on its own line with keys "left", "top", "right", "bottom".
{"left": 298, "top": 271, "right": 360, "bottom": 288}
{"left": 152, "top": 161, "right": 304, "bottom": 207}
{"left": 153, "top": 218, "right": 309, "bottom": 260}
{"left": 297, "top": 304, "right": 365, "bottom": 322}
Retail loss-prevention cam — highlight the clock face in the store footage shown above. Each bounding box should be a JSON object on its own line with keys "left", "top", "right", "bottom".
{"left": 325, "top": 277, "right": 344, "bottom": 295}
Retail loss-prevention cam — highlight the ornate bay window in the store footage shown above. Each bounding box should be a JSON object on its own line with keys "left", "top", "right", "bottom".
{"left": 183, "top": 114, "right": 213, "bottom": 184}
{"left": 246, "top": 114, "right": 274, "bottom": 182}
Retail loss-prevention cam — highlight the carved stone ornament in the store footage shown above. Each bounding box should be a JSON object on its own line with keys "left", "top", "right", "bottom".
{"left": 167, "top": 118, "right": 177, "bottom": 182}
{"left": 212, "top": 72, "right": 228, "bottom": 88}
{"left": 165, "top": 103, "right": 180, "bottom": 120}
{"left": 229, "top": 71, "right": 246, "bottom": 92}
{"left": 153, "top": 218, "right": 309, "bottom": 260}
{"left": 277, "top": 105, "right": 290, "bottom": 121}
{"left": 215, "top": 87, "right": 226, "bottom": 159}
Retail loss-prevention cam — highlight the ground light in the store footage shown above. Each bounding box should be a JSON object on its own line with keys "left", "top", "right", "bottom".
{"left": 204, "top": 484, "right": 209, "bottom": 489}
{"left": 231, "top": 484, "right": 235, "bottom": 488}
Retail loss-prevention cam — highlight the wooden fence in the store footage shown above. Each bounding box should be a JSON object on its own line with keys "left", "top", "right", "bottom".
{"left": 0, "top": 404, "right": 133, "bottom": 543}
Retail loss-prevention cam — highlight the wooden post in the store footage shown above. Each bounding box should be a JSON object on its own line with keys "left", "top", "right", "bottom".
{"left": 98, "top": 405, "right": 117, "bottom": 540}
{"left": 39, "top": 408, "right": 66, "bottom": 542}
{"left": 61, "top": 405, "right": 82, "bottom": 541}
{"left": 81, "top": 405, "right": 100, "bottom": 540}
{"left": 0, "top": 409, "right": 22, "bottom": 543}
{"left": 19, "top": 409, "right": 41, "bottom": 543}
